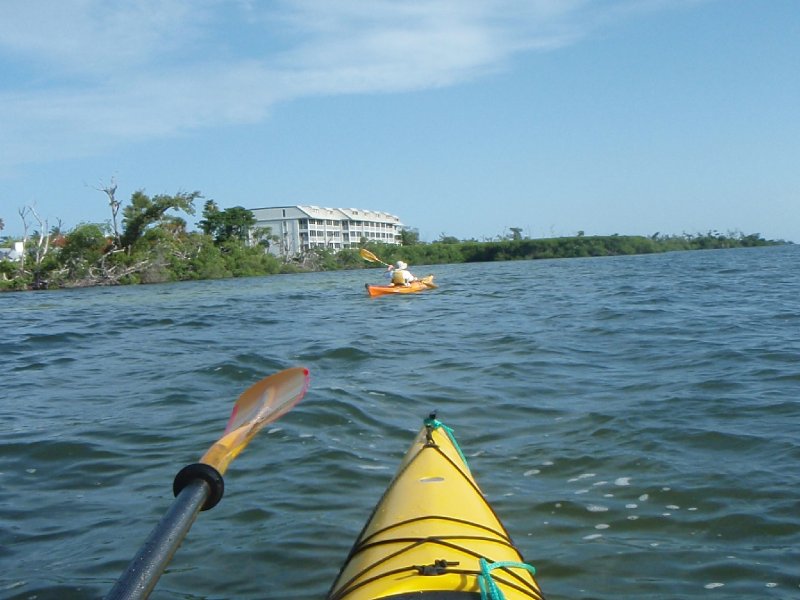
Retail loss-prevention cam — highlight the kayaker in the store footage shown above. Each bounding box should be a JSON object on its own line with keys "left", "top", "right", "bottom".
{"left": 386, "top": 260, "right": 417, "bottom": 286}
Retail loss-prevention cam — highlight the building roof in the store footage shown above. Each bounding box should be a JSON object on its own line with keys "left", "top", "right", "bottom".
{"left": 250, "top": 205, "right": 402, "bottom": 225}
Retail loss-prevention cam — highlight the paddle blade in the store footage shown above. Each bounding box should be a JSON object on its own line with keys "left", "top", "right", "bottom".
{"left": 200, "top": 367, "right": 310, "bottom": 474}
{"left": 359, "top": 248, "right": 380, "bottom": 263}
{"left": 421, "top": 275, "right": 438, "bottom": 289}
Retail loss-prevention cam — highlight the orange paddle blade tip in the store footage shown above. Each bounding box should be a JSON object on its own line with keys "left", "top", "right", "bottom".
{"left": 201, "top": 367, "right": 310, "bottom": 474}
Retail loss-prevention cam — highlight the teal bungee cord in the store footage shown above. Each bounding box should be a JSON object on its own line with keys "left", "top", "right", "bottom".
{"left": 478, "top": 558, "right": 538, "bottom": 600}
{"left": 423, "top": 416, "right": 469, "bottom": 468}
{"left": 423, "top": 416, "right": 540, "bottom": 599}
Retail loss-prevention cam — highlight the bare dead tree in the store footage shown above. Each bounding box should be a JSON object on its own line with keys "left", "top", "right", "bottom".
{"left": 96, "top": 177, "right": 121, "bottom": 248}
{"left": 29, "top": 205, "right": 50, "bottom": 269}
{"left": 16, "top": 205, "right": 55, "bottom": 288}
{"left": 17, "top": 206, "right": 29, "bottom": 274}
{"left": 22, "top": 206, "right": 52, "bottom": 288}
{"left": 63, "top": 256, "right": 151, "bottom": 288}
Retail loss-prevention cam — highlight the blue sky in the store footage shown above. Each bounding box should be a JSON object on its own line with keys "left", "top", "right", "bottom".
{"left": 1, "top": 0, "right": 798, "bottom": 242}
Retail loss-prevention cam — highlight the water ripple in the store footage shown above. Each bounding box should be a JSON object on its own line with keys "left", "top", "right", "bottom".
{"left": 1, "top": 247, "right": 799, "bottom": 598}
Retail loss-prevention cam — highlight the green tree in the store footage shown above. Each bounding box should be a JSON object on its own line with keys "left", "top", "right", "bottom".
{"left": 218, "top": 206, "right": 257, "bottom": 243}
{"left": 334, "top": 248, "right": 364, "bottom": 269}
{"left": 219, "top": 238, "right": 281, "bottom": 276}
{"left": 60, "top": 223, "right": 109, "bottom": 279}
{"left": 400, "top": 228, "right": 420, "bottom": 246}
{"left": 198, "top": 200, "right": 222, "bottom": 236}
{"left": 120, "top": 190, "right": 199, "bottom": 250}
{"left": 188, "top": 234, "right": 231, "bottom": 280}
{"left": 198, "top": 201, "right": 258, "bottom": 244}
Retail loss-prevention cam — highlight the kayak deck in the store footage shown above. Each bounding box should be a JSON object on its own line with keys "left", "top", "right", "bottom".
{"left": 365, "top": 275, "right": 436, "bottom": 297}
{"left": 327, "top": 417, "right": 544, "bottom": 600}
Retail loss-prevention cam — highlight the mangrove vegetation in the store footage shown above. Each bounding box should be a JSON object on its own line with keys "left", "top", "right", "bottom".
{"left": 0, "top": 187, "right": 786, "bottom": 292}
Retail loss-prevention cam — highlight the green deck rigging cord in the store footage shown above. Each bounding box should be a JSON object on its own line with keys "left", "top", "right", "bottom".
{"left": 478, "top": 558, "right": 538, "bottom": 600}
{"left": 424, "top": 417, "right": 539, "bottom": 600}
{"left": 424, "top": 416, "right": 469, "bottom": 468}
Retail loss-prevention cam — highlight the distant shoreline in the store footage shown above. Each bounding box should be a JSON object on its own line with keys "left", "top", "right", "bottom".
{"left": 1, "top": 231, "right": 788, "bottom": 294}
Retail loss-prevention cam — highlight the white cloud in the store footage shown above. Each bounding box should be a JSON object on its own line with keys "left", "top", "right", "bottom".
{"left": 0, "top": 0, "right": 207, "bottom": 75}
{"left": 0, "top": 0, "right": 706, "bottom": 171}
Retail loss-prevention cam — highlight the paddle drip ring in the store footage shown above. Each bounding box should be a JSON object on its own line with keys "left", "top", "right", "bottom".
{"left": 173, "top": 463, "right": 225, "bottom": 510}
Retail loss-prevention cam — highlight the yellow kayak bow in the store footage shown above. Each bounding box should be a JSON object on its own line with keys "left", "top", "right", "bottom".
{"left": 327, "top": 417, "right": 544, "bottom": 600}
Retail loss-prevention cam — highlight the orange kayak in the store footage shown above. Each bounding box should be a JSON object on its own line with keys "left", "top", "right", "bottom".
{"left": 365, "top": 275, "right": 436, "bottom": 297}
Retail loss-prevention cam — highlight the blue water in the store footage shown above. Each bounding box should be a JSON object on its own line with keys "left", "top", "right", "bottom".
{"left": 2, "top": 246, "right": 799, "bottom": 599}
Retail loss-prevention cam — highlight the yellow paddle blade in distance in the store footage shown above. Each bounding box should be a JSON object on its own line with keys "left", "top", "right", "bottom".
{"left": 360, "top": 248, "right": 393, "bottom": 267}
{"left": 359, "top": 248, "right": 381, "bottom": 263}
{"left": 200, "top": 367, "right": 310, "bottom": 475}
{"left": 420, "top": 275, "right": 438, "bottom": 289}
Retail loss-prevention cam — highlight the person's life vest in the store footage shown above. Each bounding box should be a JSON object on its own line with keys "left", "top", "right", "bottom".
{"left": 391, "top": 270, "right": 406, "bottom": 285}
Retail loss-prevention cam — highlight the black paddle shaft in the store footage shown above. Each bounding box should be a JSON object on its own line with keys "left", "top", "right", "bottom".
{"left": 105, "top": 464, "right": 224, "bottom": 600}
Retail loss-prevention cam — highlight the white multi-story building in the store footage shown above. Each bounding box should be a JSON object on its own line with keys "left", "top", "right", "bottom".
{"left": 249, "top": 205, "right": 403, "bottom": 256}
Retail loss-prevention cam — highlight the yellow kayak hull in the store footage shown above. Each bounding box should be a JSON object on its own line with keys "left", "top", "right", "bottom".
{"left": 365, "top": 276, "right": 436, "bottom": 297}
{"left": 327, "top": 418, "right": 544, "bottom": 600}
